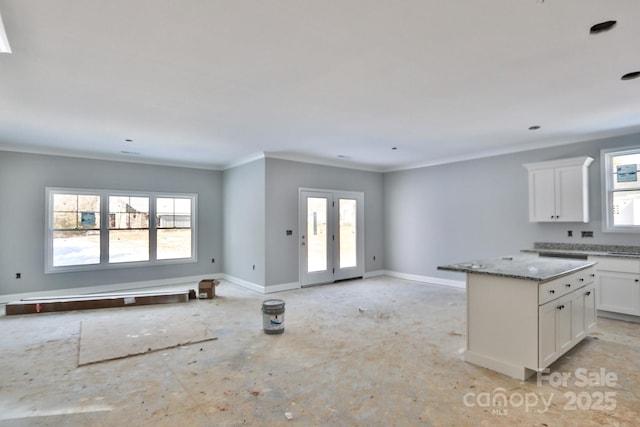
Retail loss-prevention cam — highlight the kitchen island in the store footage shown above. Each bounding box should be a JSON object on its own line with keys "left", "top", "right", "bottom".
{"left": 439, "top": 255, "right": 597, "bottom": 380}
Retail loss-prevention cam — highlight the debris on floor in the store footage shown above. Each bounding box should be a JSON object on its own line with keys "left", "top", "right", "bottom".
{"left": 5, "top": 289, "right": 192, "bottom": 315}
{"left": 198, "top": 279, "right": 220, "bottom": 299}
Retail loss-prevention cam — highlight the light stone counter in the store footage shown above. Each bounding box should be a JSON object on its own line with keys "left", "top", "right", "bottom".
{"left": 438, "top": 254, "right": 596, "bottom": 283}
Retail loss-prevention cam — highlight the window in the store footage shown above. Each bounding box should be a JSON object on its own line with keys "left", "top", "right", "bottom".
{"left": 51, "top": 192, "right": 101, "bottom": 267}
{"left": 156, "top": 197, "right": 192, "bottom": 260}
{"left": 46, "top": 188, "right": 197, "bottom": 272}
{"left": 602, "top": 146, "right": 640, "bottom": 232}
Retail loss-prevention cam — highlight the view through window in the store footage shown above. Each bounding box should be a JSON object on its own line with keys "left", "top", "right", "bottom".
{"left": 603, "top": 147, "right": 640, "bottom": 232}
{"left": 47, "top": 188, "right": 197, "bottom": 272}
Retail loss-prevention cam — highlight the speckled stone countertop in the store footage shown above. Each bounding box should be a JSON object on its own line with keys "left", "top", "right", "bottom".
{"left": 438, "top": 254, "right": 596, "bottom": 283}
{"left": 521, "top": 242, "right": 640, "bottom": 259}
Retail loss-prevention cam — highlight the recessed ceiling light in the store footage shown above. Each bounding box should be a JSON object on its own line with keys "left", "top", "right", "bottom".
{"left": 621, "top": 71, "right": 640, "bottom": 81}
{"left": 589, "top": 20, "right": 617, "bottom": 34}
{"left": 125, "top": 138, "right": 133, "bottom": 142}
{"left": 528, "top": 125, "right": 541, "bottom": 130}
{"left": 392, "top": 147, "right": 398, "bottom": 150}
{"left": 0, "top": 12, "right": 11, "bottom": 54}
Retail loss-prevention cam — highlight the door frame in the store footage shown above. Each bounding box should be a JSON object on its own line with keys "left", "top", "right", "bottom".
{"left": 298, "top": 188, "right": 364, "bottom": 287}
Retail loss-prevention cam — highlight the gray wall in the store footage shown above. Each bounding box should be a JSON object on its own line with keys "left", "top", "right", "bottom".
{"left": 5, "top": 131, "right": 639, "bottom": 296}
{"left": 222, "top": 158, "right": 266, "bottom": 286}
{"left": 265, "top": 158, "right": 385, "bottom": 287}
{"left": 0, "top": 151, "right": 222, "bottom": 296}
{"left": 384, "top": 133, "right": 640, "bottom": 282}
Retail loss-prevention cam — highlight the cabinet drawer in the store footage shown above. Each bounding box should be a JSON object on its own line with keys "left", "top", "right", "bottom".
{"left": 590, "top": 256, "right": 640, "bottom": 273}
{"left": 575, "top": 267, "right": 596, "bottom": 286}
{"left": 540, "top": 277, "right": 576, "bottom": 305}
{"left": 538, "top": 268, "right": 593, "bottom": 305}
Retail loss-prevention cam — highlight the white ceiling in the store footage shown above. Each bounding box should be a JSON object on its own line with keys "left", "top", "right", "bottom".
{"left": 1, "top": 1, "right": 639, "bottom": 171}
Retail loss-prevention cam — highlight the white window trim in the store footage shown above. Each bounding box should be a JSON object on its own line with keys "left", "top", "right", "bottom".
{"left": 601, "top": 146, "right": 640, "bottom": 233}
{"left": 45, "top": 187, "right": 198, "bottom": 273}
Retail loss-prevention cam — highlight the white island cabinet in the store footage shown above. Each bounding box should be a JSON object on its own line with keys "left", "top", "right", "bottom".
{"left": 439, "top": 256, "right": 597, "bottom": 380}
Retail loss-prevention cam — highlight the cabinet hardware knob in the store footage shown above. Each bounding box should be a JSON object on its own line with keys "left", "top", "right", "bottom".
{"left": 565, "top": 284, "right": 571, "bottom": 287}
{"left": 590, "top": 274, "right": 595, "bottom": 277}
{"left": 585, "top": 291, "right": 591, "bottom": 296}
{"left": 579, "top": 278, "right": 584, "bottom": 282}
{"left": 549, "top": 290, "right": 555, "bottom": 294}
{"left": 557, "top": 305, "right": 565, "bottom": 310}
{"left": 636, "top": 279, "right": 639, "bottom": 283}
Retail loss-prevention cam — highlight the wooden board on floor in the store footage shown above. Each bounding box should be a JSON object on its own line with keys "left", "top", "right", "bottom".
{"left": 5, "top": 289, "right": 192, "bottom": 315}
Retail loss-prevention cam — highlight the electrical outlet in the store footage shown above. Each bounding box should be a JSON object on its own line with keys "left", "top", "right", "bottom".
{"left": 253, "top": 265, "right": 255, "bottom": 270}
{"left": 211, "top": 258, "right": 215, "bottom": 263}
{"left": 567, "top": 230, "right": 573, "bottom": 237}
{"left": 16, "top": 273, "right": 21, "bottom": 279}
{"left": 581, "top": 231, "right": 594, "bottom": 238}
{"left": 373, "top": 255, "right": 376, "bottom": 261}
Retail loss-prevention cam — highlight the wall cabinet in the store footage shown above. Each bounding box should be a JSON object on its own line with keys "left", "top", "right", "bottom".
{"left": 524, "top": 156, "right": 593, "bottom": 223}
{"left": 590, "top": 256, "right": 640, "bottom": 316}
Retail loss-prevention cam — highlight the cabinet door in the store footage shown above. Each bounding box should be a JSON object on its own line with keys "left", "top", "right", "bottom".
{"left": 539, "top": 301, "right": 559, "bottom": 367}
{"left": 557, "top": 298, "right": 573, "bottom": 353}
{"left": 598, "top": 271, "right": 640, "bottom": 315}
{"left": 529, "top": 168, "right": 556, "bottom": 222}
{"left": 555, "top": 166, "right": 587, "bottom": 222}
{"left": 571, "top": 288, "right": 586, "bottom": 342}
{"left": 583, "top": 285, "right": 597, "bottom": 333}
{"left": 539, "top": 294, "right": 573, "bottom": 368}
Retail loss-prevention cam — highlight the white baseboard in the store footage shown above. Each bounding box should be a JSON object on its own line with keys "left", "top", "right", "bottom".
{"left": 220, "top": 274, "right": 300, "bottom": 294}
{"left": 364, "top": 269, "right": 386, "bottom": 279}
{"left": 219, "top": 275, "right": 264, "bottom": 293}
{"left": 0, "top": 274, "right": 210, "bottom": 304}
{"left": 597, "top": 310, "right": 640, "bottom": 323}
{"left": 383, "top": 270, "right": 466, "bottom": 289}
{"left": 0, "top": 270, "right": 463, "bottom": 304}
{"left": 265, "top": 282, "right": 301, "bottom": 293}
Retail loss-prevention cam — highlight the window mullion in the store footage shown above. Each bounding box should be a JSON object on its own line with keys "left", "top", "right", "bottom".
{"left": 149, "top": 196, "right": 157, "bottom": 262}
{"left": 100, "top": 191, "right": 109, "bottom": 265}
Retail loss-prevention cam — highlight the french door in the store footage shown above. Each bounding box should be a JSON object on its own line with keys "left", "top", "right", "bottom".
{"left": 299, "top": 189, "right": 364, "bottom": 287}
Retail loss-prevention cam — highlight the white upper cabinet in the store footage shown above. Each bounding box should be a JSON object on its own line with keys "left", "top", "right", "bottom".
{"left": 524, "top": 156, "right": 594, "bottom": 223}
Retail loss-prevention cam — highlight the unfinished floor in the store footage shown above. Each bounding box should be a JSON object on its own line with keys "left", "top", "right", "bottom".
{"left": 1, "top": 276, "right": 639, "bottom": 426}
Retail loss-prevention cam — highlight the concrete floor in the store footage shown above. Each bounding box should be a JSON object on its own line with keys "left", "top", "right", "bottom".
{"left": 0, "top": 276, "right": 638, "bottom": 426}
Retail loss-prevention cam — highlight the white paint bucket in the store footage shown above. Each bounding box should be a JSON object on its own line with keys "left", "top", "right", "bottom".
{"left": 262, "top": 299, "right": 285, "bottom": 334}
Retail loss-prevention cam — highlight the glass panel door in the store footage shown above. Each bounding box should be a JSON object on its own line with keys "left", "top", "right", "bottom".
{"left": 338, "top": 198, "right": 357, "bottom": 269}
{"left": 333, "top": 192, "right": 364, "bottom": 282}
{"left": 299, "top": 191, "right": 333, "bottom": 286}
{"left": 299, "top": 190, "right": 364, "bottom": 286}
{"left": 307, "top": 197, "right": 328, "bottom": 272}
